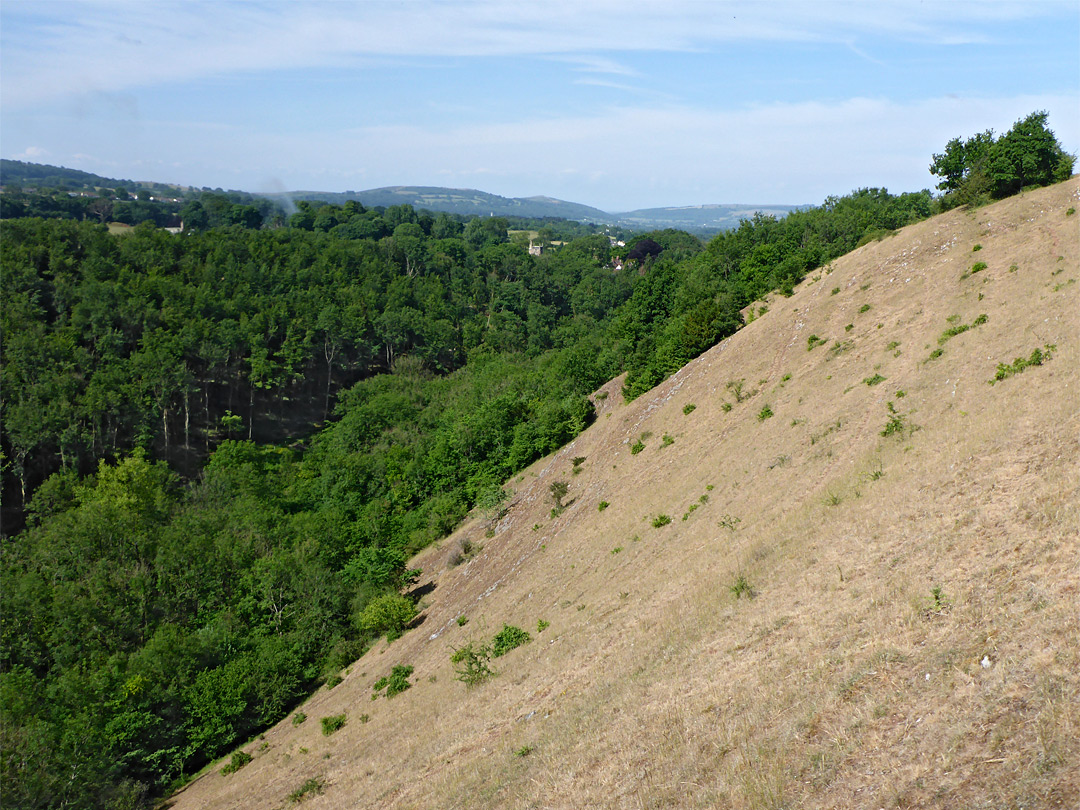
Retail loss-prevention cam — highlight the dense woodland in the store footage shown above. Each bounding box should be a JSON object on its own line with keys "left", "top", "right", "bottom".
{"left": 0, "top": 112, "right": 1070, "bottom": 808}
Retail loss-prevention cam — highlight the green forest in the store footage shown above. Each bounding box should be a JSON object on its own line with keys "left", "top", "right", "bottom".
{"left": 0, "top": 112, "right": 1071, "bottom": 808}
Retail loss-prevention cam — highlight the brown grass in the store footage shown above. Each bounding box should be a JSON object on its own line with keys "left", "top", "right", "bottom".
{"left": 169, "top": 179, "right": 1080, "bottom": 809}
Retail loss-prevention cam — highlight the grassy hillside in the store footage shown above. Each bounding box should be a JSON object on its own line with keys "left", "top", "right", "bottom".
{"left": 172, "top": 179, "right": 1078, "bottom": 809}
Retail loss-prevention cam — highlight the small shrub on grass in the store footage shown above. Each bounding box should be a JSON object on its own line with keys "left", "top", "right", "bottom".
{"left": 730, "top": 575, "right": 756, "bottom": 600}
{"left": 989, "top": 344, "right": 1056, "bottom": 384}
{"left": 925, "top": 586, "right": 950, "bottom": 617}
{"left": 456, "top": 615, "right": 468, "bottom": 626}
{"left": 598, "top": 500, "right": 609, "bottom": 511}
{"left": 972, "top": 244, "right": 982, "bottom": 252}
{"left": 726, "top": 379, "right": 753, "bottom": 402}
{"left": 651, "top": 514, "right": 672, "bottom": 528}
{"left": 288, "top": 777, "right": 326, "bottom": 803}
{"left": 859, "top": 304, "right": 871, "bottom": 313}
{"left": 844, "top": 323, "right": 854, "bottom": 332}
{"left": 611, "top": 546, "right": 623, "bottom": 554}
{"left": 321, "top": 713, "right": 347, "bottom": 735}
{"left": 355, "top": 591, "right": 417, "bottom": 642}
{"left": 492, "top": 625, "right": 531, "bottom": 657}
{"left": 221, "top": 750, "right": 253, "bottom": 775}
{"left": 549, "top": 480, "right": 569, "bottom": 512}
{"left": 717, "top": 514, "right": 741, "bottom": 532}
{"left": 292, "top": 712, "right": 307, "bottom": 726}
{"left": 1068, "top": 207, "right": 1076, "bottom": 216}
{"left": 880, "top": 402, "right": 907, "bottom": 437}
{"left": 630, "top": 440, "right": 645, "bottom": 455}
{"left": 971, "top": 261, "right": 987, "bottom": 274}
{"left": 863, "top": 373, "right": 886, "bottom": 386}
{"left": 807, "top": 334, "right": 827, "bottom": 351}
{"left": 682, "top": 403, "right": 696, "bottom": 415}
{"left": 757, "top": 404, "right": 774, "bottom": 421}
{"left": 824, "top": 491, "right": 842, "bottom": 507}
{"left": 451, "top": 641, "right": 495, "bottom": 686}
{"left": 537, "top": 619, "right": 550, "bottom": 633}
{"left": 372, "top": 665, "right": 414, "bottom": 699}
{"left": 515, "top": 745, "right": 534, "bottom": 757}
{"left": 831, "top": 286, "right": 841, "bottom": 295}
{"left": 325, "top": 674, "right": 343, "bottom": 689}
{"left": 661, "top": 433, "right": 675, "bottom": 447}
{"left": 721, "top": 402, "right": 732, "bottom": 413}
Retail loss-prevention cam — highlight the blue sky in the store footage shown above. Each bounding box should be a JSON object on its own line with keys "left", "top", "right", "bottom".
{"left": 2, "top": 1, "right": 1077, "bottom": 212}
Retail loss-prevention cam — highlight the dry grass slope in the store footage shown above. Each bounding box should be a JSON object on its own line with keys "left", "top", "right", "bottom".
{"left": 171, "top": 180, "right": 1079, "bottom": 810}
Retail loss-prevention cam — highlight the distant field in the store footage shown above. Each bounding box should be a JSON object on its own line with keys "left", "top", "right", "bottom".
{"left": 107, "top": 222, "right": 134, "bottom": 235}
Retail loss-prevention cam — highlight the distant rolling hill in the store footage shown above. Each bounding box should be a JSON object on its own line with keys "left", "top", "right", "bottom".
{"left": 613, "top": 202, "right": 803, "bottom": 232}
{"left": 287, "top": 186, "right": 804, "bottom": 232}
{"left": 288, "top": 186, "right": 613, "bottom": 223}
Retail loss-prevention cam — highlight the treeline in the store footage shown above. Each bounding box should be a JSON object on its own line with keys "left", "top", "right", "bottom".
{"left": 3, "top": 183, "right": 942, "bottom": 808}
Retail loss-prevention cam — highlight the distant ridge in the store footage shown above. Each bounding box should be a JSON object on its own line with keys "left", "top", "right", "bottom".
{"left": 614, "top": 202, "right": 803, "bottom": 231}
{"left": 286, "top": 186, "right": 613, "bottom": 223}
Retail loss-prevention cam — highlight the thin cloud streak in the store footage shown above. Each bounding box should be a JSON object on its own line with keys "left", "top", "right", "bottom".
{"left": 2, "top": 0, "right": 1070, "bottom": 107}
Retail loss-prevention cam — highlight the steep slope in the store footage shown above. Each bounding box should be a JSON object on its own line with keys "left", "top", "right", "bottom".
{"left": 171, "top": 180, "right": 1079, "bottom": 810}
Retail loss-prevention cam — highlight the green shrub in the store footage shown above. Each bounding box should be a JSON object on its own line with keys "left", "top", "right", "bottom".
{"left": 321, "top": 713, "right": 346, "bottom": 735}
{"left": 859, "top": 304, "right": 871, "bottom": 313}
{"left": 989, "top": 344, "right": 1056, "bottom": 384}
{"left": 491, "top": 624, "right": 531, "bottom": 658}
{"left": 451, "top": 641, "right": 495, "bottom": 686}
{"left": 721, "top": 402, "right": 732, "bottom": 413}
{"left": 325, "top": 674, "right": 343, "bottom": 689}
{"left": 355, "top": 591, "right": 417, "bottom": 642}
{"left": 630, "top": 440, "right": 645, "bottom": 455}
{"left": 598, "top": 500, "right": 609, "bottom": 511}
{"left": 288, "top": 776, "right": 326, "bottom": 803}
{"left": 880, "top": 402, "right": 906, "bottom": 437}
{"left": 292, "top": 712, "right": 307, "bottom": 726}
{"left": 661, "top": 433, "right": 675, "bottom": 448}
{"left": 221, "top": 750, "right": 253, "bottom": 775}
{"left": 863, "top": 374, "right": 886, "bottom": 386}
{"left": 807, "top": 334, "right": 827, "bottom": 351}
{"left": 683, "top": 403, "right": 696, "bottom": 415}
{"left": 537, "top": 619, "right": 550, "bottom": 633}
{"left": 549, "top": 480, "right": 569, "bottom": 511}
{"left": 757, "top": 404, "right": 774, "bottom": 421}
{"left": 971, "top": 261, "right": 987, "bottom": 274}
{"left": 456, "top": 615, "right": 468, "bottom": 626}
{"left": 372, "top": 665, "right": 414, "bottom": 698}
{"left": 831, "top": 287, "right": 841, "bottom": 295}
{"left": 515, "top": 745, "right": 534, "bottom": 757}
{"left": 651, "top": 514, "right": 672, "bottom": 528}
{"left": 972, "top": 244, "right": 982, "bottom": 251}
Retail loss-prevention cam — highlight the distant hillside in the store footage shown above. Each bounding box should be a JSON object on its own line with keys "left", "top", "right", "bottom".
{"left": 614, "top": 202, "right": 803, "bottom": 232}
{"left": 0, "top": 159, "right": 140, "bottom": 192}
{"left": 288, "top": 186, "right": 613, "bottom": 223}
{"left": 169, "top": 182, "right": 1079, "bottom": 810}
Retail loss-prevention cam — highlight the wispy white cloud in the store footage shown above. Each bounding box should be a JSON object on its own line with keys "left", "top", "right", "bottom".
{"left": 2, "top": 0, "right": 1071, "bottom": 107}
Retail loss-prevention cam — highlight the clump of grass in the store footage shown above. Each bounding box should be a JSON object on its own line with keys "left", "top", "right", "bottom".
{"left": 858, "top": 304, "right": 871, "bottom": 313}
{"left": 325, "top": 674, "right": 343, "bottom": 689}
{"left": 630, "top": 440, "right": 645, "bottom": 455}
{"left": 661, "top": 433, "right": 675, "bottom": 448}
{"left": 537, "top": 619, "right": 549, "bottom": 633}
{"left": 726, "top": 379, "right": 754, "bottom": 402}
{"left": 598, "top": 500, "right": 609, "bottom": 512}
{"left": 757, "top": 404, "right": 774, "bottom": 421}
{"left": 827, "top": 340, "right": 853, "bottom": 358}
{"left": 989, "top": 344, "right": 1056, "bottom": 384}
{"left": 824, "top": 491, "right": 842, "bottom": 507}
{"left": 807, "top": 334, "right": 827, "bottom": 351}
{"left": 927, "top": 313, "right": 989, "bottom": 360}
{"left": 730, "top": 574, "right": 756, "bottom": 600}
{"left": 221, "top": 750, "right": 253, "bottom": 775}
{"left": 925, "top": 585, "right": 950, "bottom": 617}
{"left": 372, "top": 665, "right": 414, "bottom": 699}
{"left": 831, "top": 286, "right": 841, "bottom": 295}
{"left": 321, "top": 713, "right": 347, "bottom": 735}
{"left": 611, "top": 546, "right": 623, "bottom": 554}
{"left": 717, "top": 514, "right": 741, "bottom": 532}
{"left": 1067, "top": 207, "right": 1076, "bottom": 216}
{"left": 863, "top": 373, "right": 886, "bottom": 386}
{"left": 456, "top": 615, "right": 468, "bottom": 626}
{"left": 880, "top": 401, "right": 908, "bottom": 438}
{"left": 651, "top": 514, "right": 672, "bottom": 528}
{"left": 292, "top": 712, "right": 307, "bottom": 726}
{"left": 682, "top": 403, "right": 696, "bottom": 415}
{"left": 515, "top": 745, "right": 534, "bottom": 757}
{"left": 721, "top": 402, "right": 733, "bottom": 413}
{"left": 492, "top": 624, "right": 531, "bottom": 657}
{"left": 972, "top": 244, "right": 982, "bottom": 251}
{"left": 288, "top": 777, "right": 326, "bottom": 803}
